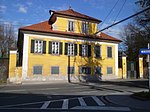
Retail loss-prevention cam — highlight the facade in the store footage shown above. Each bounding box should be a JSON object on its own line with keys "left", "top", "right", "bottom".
{"left": 9, "top": 9, "right": 122, "bottom": 83}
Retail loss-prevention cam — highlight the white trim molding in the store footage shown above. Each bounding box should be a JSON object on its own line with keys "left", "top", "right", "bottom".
{"left": 22, "top": 34, "right": 29, "bottom": 80}
{"left": 25, "top": 33, "right": 119, "bottom": 46}
{"left": 10, "top": 50, "right": 17, "bottom": 54}
{"left": 115, "top": 44, "right": 118, "bottom": 77}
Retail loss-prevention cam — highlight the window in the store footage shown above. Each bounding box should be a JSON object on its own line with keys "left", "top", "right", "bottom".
{"left": 33, "top": 66, "right": 42, "bottom": 75}
{"left": 52, "top": 42, "right": 59, "bottom": 55}
{"left": 94, "top": 45, "right": 101, "bottom": 58}
{"left": 79, "top": 67, "right": 91, "bottom": 74}
{"left": 68, "top": 21, "right": 74, "bottom": 32}
{"left": 51, "top": 66, "right": 59, "bottom": 74}
{"left": 31, "top": 40, "right": 46, "bottom": 54}
{"left": 82, "top": 44, "right": 88, "bottom": 56}
{"left": 65, "top": 43, "right": 77, "bottom": 56}
{"left": 95, "top": 67, "right": 101, "bottom": 74}
{"left": 34, "top": 40, "right": 43, "bottom": 53}
{"left": 79, "top": 44, "right": 91, "bottom": 57}
{"left": 82, "top": 22, "right": 88, "bottom": 34}
{"left": 49, "top": 41, "right": 62, "bottom": 55}
{"left": 68, "top": 66, "right": 75, "bottom": 74}
{"left": 107, "top": 67, "right": 113, "bottom": 74}
{"left": 68, "top": 43, "right": 74, "bottom": 56}
{"left": 107, "top": 46, "right": 112, "bottom": 58}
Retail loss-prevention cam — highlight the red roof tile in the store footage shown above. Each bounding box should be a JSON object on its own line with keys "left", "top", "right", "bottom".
{"left": 50, "top": 9, "right": 101, "bottom": 23}
{"left": 20, "top": 20, "right": 122, "bottom": 42}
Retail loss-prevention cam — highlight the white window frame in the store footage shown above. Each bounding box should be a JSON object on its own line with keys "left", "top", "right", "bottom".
{"left": 68, "top": 43, "right": 75, "bottom": 56}
{"left": 82, "top": 22, "right": 89, "bottom": 34}
{"left": 51, "top": 66, "right": 59, "bottom": 75}
{"left": 52, "top": 42, "right": 60, "bottom": 55}
{"left": 107, "top": 67, "right": 113, "bottom": 75}
{"left": 82, "top": 44, "right": 88, "bottom": 56}
{"left": 79, "top": 66, "right": 91, "bottom": 74}
{"left": 33, "top": 65, "right": 42, "bottom": 75}
{"left": 68, "top": 21, "right": 75, "bottom": 32}
{"left": 107, "top": 46, "right": 112, "bottom": 58}
{"left": 34, "top": 40, "right": 43, "bottom": 54}
{"left": 67, "top": 66, "right": 75, "bottom": 74}
{"left": 94, "top": 45, "right": 101, "bottom": 58}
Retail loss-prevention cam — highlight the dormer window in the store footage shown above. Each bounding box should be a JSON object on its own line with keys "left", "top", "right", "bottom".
{"left": 82, "top": 22, "right": 89, "bottom": 34}
{"left": 68, "top": 21, "right": 74, "bottom": 32}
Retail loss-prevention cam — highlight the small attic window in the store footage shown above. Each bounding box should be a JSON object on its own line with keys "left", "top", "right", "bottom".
{"left": 68, "top": 21, "right": 75, "bottom": 32}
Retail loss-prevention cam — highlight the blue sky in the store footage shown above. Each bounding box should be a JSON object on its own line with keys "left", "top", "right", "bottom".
{"left": 0, "top": 0, "right": 138, "bottom": 38}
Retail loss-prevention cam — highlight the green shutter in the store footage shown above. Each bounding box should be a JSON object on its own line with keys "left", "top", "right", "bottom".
{"left": 49, "top": 41, "right": 52, "bottom": 54}
{"left": 79, "top": 44, "right": 82, "bottom": 56}
{"left": 59, "top": 42, "right": 63, "bottom": 55}
{"left": 42, "top": 41, "right": 46, "bottom": 54}
{"left": 65, "top": 43, "right": 68, "bottom": 55}
{"left": 31, "top": 40, "right": 35, "bottom": 53}
{"left": 88, "top": 45, "right": 91, "bottom": 57}
{"left": 74, "top": 44, "right": 77, "bottom": 55}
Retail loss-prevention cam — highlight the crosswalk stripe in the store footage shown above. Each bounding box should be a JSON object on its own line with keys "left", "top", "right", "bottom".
{"left": 91, "top": 96, "right": 105, "bottom": 106}
{"left": 62, "top": 99, "right": 68, "bottom": 109}
{"left": 78, "top": 97, "right": 87, "bottom": 106}
{"left": 40, "top": 101, "right": 51, "bottom": 109}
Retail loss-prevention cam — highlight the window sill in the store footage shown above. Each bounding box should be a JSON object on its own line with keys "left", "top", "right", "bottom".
{"left": 31, "top": 53, "right": 45, "bottom": 55}
{"left": 50, "top": 54, "right": 61, "bottom": 56}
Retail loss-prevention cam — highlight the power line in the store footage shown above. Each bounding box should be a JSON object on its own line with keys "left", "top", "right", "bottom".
{"left": 100, "top": 0, "right": 120, "bottom": 27}
{"left": 95, "top": 6, "right": 150, "bottom": 34}
{"left": 113, "top": 0, "right": 127, "bottom": 23}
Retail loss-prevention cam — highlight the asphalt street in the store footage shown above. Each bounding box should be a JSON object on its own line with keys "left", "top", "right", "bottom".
{"left": 0, "top": 80, "right": 149, "bottom": 112}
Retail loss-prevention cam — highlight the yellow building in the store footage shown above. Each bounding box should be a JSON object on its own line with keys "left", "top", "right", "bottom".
{"left": 9, "top": 9, "right": 122, "bottom": 83}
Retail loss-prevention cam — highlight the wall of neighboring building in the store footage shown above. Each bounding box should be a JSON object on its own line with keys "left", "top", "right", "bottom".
{"left": 21, "top": 33, "right": 118, "bottom": 81}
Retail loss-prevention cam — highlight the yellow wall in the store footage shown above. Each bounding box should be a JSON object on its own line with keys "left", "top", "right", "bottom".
{"left": 8, "top": 51, "right": 22, "bottom": 83}
{"left": 53, "top": 16, "right": 98, "bottom": 34}
{"left": 139, "top": 57, "right": 143, "bottom": 78}
{"left": 27, "top": 36, "right": 116, "bottom": 77}
{"left": 122, "top": 56, "right": 127, "bottom": 79}
{"left": 9, "top": 51, "right": 17, "bottom": 79}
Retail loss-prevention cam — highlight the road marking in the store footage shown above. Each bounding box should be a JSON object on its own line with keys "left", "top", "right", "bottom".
{"left": 78, "top": 97, "right": 87, "bottom": 106}
{"left": 91, "top": 96, "right": 105, "bottom": 106}
{"left": 71, "top": 106, "right": 130, "bottom": 111}
{"left": 62, "top": 99, "right": 68, "bottom": 109}
{"left": 0, "top": 88, "right": 59, "bottom": 93}
{"left": 40, "top": 101, "right": 51, "bottom": 109}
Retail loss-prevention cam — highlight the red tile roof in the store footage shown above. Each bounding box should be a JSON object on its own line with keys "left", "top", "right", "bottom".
{"left": 20, "top": 20, "right": 122, "bottom": 42}
{"left": 50, "top": 9, "right": 101, "bottom": 23}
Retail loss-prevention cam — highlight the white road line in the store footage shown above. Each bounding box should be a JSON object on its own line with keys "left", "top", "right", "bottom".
{"left": 62, "top": 99, "right": 68, "bottom": 109}
{"left": 40, "top": 101, "right": 51, "bottom": 109}
{"left": 0, "top": 88, "right": 59, "bottom": 93}
{"left": 91, "top": 96, "right": 105, "bottom": 106}
{"left": 71, "top": 106, "right": 130, "bottom": 111}
{"left": 78, "top": 97, "right": 87, "bottom": 106}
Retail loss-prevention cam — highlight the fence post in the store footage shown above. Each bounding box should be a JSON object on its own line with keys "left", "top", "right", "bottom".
{"left": 139, "top": 56, "right": 144, "bottom": 78}
{"left": 8, "top": 50, "right": 17, "bottom": 83}
{"left": 122, "top": 54, "right": 127, "bottom": 79}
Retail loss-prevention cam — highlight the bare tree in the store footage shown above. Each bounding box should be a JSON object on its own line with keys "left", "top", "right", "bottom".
{"left": 121, "top": 0, "right": 150, "bottom": 62}
{"left": 0, "top": 23, "right": 17, "bottom": 58}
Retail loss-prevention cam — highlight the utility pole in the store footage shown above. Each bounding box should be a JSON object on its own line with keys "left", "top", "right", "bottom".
{"left": 148, "top": 43, "right": 150, "bottom": 92}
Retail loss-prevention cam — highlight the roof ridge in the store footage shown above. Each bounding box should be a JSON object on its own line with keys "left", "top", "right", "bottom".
{"left": 52, "top": 9, "right": 101, "bottom": 23}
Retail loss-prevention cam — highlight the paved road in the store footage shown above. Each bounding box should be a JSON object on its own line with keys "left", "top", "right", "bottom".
{"left": 0, "top": 81, "right": 148, "bottom": 112}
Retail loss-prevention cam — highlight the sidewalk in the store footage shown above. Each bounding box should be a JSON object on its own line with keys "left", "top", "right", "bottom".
{"left": 105, "top": 94, "right": 150, "bottom": 110}
{"left": 92, "top": 79, "right": 148, "bottom": 89}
